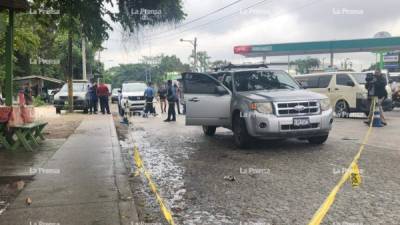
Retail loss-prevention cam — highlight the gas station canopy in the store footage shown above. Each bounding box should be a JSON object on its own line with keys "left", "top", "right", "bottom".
{"left": 234, "top": 37, "right": 400, "bottom": 57}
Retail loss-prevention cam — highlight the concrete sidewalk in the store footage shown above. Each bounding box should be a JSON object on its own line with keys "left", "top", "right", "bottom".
{"left": 0, "top": 115, "right": 138, "bottom": 225}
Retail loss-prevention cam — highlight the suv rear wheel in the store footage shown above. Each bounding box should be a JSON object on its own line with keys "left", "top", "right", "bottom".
{"left": 56, "top": 108, "right": 61, "bottom": 114}
{"left": 233, "top": 114, "right": 251, "bottom": 148}
{"left": 308, "top": 135, "right": 329, "bottom": 145}
{"left": 202, "top": 126, "right": 216, "bottom": 136}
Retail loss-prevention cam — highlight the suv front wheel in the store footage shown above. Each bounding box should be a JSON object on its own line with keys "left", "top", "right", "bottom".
{"left": 308, "top": 135, "right": 329, "bottom": 145}
{"left": 233, "top": 114, "right": 251, "bottom": 148}
{"left": 202, "top": 126, "right": 216, "bottom": 136}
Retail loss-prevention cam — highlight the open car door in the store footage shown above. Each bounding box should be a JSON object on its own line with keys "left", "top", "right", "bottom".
{"left": 182, "top": 72, "right": 231, "bottom": 126}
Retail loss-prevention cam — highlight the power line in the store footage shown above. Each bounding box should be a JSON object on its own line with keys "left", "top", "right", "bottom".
{"left": 144, "top": 0, "right": 245, "bottom": 39}
{"left": 179, "top": 0, "right": 244, "bottom": 28}
{"left": 144, "top": 0, "right": 324, "bottom": 44}
{"left": 145, "top": 0, "right": 272, "bottom": 42}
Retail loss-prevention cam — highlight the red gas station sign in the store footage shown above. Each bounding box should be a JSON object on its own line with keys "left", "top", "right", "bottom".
{"left": 234, "top": 45, "right": 252, "bottom": 54}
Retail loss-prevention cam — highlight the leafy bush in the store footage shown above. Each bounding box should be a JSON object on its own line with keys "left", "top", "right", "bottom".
{"left": 33, "top": 96, "right": 46, "bottom": 107}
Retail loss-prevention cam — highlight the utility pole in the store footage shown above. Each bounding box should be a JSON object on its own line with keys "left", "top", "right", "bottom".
{"left": 82, "top": 36, "right": 87, "bottom": 81}
{"left": 67, "top": 0, "right": 74, "bottom": 113}
{"left": 180, "top": 37, "right": 198, "bottom": 72}
{"left": 194, "top": 37, "right": 198, "bottom": 72}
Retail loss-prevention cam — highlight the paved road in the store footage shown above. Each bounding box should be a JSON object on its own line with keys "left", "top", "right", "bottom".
{"left": 122, "top": 109, "right": 400, "bottom": 225}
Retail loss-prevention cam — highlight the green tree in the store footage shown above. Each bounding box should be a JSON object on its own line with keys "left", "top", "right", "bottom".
{"left": 30, "top": 0, "right": 186, "bottom": 111}
{"left": 292, "top": 57, "right": 320, "bottom": 74}
{"left": 190, "top": 51, "right": 210, "bottom": 72}
{"left": 104, "top": 54, "right": 190, "bottom": 88}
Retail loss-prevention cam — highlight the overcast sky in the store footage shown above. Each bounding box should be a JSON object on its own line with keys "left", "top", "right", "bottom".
{"left": 101, "top": 0, "right": 400, "bottom": 71}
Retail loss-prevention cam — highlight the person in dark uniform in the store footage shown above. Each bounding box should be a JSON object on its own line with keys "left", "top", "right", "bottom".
{"left": 365, "top": 69, "right": 388, "bottom": 125}
{"left": 164, "top": 80, "right": 176, "bottom": 122}
{"left": 88, "top": 83, "right": 98, "bottom": 114}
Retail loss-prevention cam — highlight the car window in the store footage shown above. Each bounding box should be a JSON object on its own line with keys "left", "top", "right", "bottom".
{"left": 222, "top": 73, "right": 233, "bottom": 91}
{"left": 318, "top": 75, "right": 333, "bottom": 88}
{"left": 298, "top": 76, "right": 319, "bottom": 88}
{"left": 336, "top": 74, "right": 353, "bottom": 86}
{"left": 184, "top": 73, "right": 220, "bottom": 94}
{"left": 295, "top": 75, "right": 332, "bottom": 88}
{"left": 233, "top": 70, "right": 299, "bottom": 92}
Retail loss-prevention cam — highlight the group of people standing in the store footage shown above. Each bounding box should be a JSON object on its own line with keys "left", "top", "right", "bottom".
{"left": 86, "top": 81, "right": 111, "bottom": 115}
{"left": 143, "top": 80, "right": 182, "bottom": 122}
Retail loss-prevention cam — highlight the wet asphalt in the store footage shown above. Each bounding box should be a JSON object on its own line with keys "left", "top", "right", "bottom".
{"left": 117, "top": 109, "right": 400, "bottom": 225}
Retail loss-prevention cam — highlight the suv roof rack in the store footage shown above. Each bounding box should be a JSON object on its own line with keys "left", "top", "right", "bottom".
{"left": 213, "top": 63, "right": 269, "bottom": 71}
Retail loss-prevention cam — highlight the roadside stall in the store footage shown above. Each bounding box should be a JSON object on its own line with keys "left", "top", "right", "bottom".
{"left": 0, "top": 0, "right": 48, "bottom": 151}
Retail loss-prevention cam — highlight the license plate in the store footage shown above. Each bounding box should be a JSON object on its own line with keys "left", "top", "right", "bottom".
{"left": 293, "top": 118, "right": 310, "bottom": 127}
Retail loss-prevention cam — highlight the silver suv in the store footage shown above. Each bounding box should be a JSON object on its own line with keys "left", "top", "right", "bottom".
{"left": 182, "top": 64, "right": 333, "bottom": 148}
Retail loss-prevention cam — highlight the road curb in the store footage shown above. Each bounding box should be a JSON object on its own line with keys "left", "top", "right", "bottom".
{"left": 109, "top": 116, "right": 139, "bottom": 225}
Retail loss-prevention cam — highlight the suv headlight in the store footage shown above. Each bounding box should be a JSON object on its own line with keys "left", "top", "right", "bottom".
{"left": 320, "top": 98, "right": 331, "bottom": 111}
{"left": 251, "top": 102, "right": 273, "bottom": 114}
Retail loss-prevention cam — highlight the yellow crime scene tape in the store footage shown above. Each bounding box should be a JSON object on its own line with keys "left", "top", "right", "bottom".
{"left": 133, "top": 145, "right": 176, "bottom": 225}
{"left": 308, "top": 98, "right": 376, "bottom": 225}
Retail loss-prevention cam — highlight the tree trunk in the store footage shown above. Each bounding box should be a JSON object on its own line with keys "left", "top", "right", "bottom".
{"left": 67, "top": 25, "right": 74, "bottom": 113}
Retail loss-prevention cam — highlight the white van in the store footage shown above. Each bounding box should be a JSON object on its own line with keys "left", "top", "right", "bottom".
{"left": 294, "top": 72, "right": 392, "bottom": 117}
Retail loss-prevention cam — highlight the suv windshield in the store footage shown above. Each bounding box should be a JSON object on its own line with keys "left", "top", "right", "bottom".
{"left": 123, "top": 83, "right": 147, "bottom": 92}
{"left": 112, "top": 89, "right": 119, "bottom": 95}
{"left": 233, "top": 70, "right": 300, "bottom": 92}
{"left": 60, "top": 83, "right": 87, "bottom": 92}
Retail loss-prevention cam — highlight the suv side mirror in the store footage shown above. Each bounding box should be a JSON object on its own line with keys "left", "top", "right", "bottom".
{"left": 215, "top": 85, "right": 228, "bottom": 95}
{"left": 347, "top": 81, "right": 355, "bottom": 87}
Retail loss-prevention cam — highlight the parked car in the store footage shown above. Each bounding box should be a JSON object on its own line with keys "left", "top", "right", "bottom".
{"left": 111, "top": 88, "right": 120, "bottom": 104}
{"left": 295, "top": 72, "right": 392, "bottom": 117}
{"left": 181, "top": 64, "right": 333, "bottom": 148}
{"left": 53, "top": 81, "right": 90, "bottom": 114}
{"left": 119, "top": 82, "right": 147, "bottom": 115}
